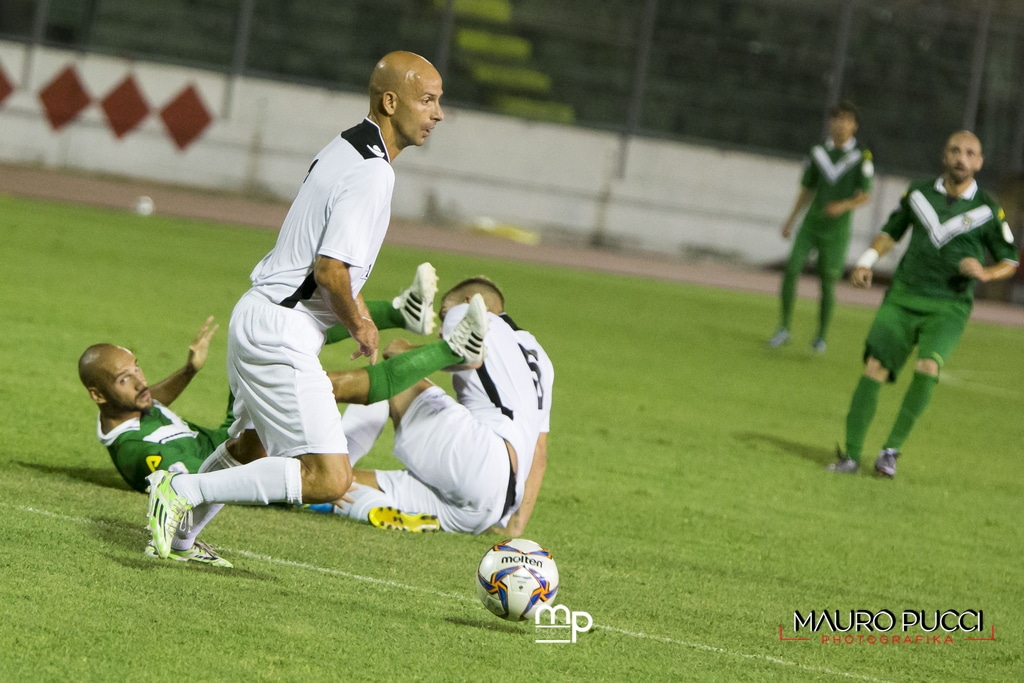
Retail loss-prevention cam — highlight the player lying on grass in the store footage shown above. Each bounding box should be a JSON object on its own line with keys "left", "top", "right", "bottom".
{"left": 78, "top": 264, "right": 487, "bottom": 565}
{"left": 333, "top": 277, "right": 553, "bottom": 537}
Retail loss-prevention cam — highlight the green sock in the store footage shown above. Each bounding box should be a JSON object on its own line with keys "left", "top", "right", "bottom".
{"left": 364, "top": 341, "right": 461, "bottom": 404}
{"left": 779, "top": 272, "right": 796, "bottom": 330}
{"left": 366, "top": 299, "right": 406, "bottom": 330}
{"left": 845, "top": 375, "right": 881, "bottom": 462}
{"left": 325, "top": 300, "right": 405, "bottom": 344}
{"left": 883, "top": 371, "right": 937, "bottom": 451}
{"left": 817, "top": 278, "right": 835, "bottom": 341}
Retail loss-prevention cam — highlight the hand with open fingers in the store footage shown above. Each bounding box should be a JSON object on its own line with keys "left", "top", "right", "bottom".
{"left": 187, "top": 316, "right": 219, "bottom": 373}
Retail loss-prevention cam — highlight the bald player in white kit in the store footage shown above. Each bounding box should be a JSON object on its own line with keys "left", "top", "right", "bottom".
{"left": 337, "top": 277, "right": 554, "bottom": 537}
{"left": 143, "top": 52, "right": 476, "bottom": 562}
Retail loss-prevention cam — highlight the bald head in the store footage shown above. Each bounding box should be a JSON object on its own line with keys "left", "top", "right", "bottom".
{"left": 369, "top": 51, "right": 440, "bottom": 109}
{"left": 367, "top": 51, "right": 444, "bottom": 157}
{"left": 79, "top": 343, "right": 153, "bottom": 416}
{"left": 946, "top": 129, "right": 982, "bottom": 153}
{"left": 942, "top": 130, "right": 984, "bottom": 187}
{"left": 78, "top": 343, "right": 125, "bottom": 388}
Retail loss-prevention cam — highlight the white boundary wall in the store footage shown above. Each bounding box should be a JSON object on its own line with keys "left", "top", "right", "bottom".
{"left": 0, "top": 41, "right": 910, "bottom": 266}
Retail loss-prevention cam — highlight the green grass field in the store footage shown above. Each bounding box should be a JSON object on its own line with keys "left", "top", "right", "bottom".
{"left": 1, "top": 195, "right": 1021, "bottom": 682}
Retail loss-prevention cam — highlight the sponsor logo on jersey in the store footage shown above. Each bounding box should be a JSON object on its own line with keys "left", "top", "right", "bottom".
{"left": 368, "top": 144, "right": 385, "bottom": 158}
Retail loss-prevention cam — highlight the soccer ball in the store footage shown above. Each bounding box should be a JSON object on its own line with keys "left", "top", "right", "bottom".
{"left": 476, "top": 538, "right": 559, "bottom": 621}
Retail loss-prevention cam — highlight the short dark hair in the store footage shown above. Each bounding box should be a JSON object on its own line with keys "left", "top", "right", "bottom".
{"left": 829, "top": 100, "right": 860, "bottom": 124}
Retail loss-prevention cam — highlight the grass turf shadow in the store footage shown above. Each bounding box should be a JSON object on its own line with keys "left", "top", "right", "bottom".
{"left": 733, "top": 432, "right": 834, "bottom": 466}
{"left": 17, "top": 461, "right": 132, "bottom": 491}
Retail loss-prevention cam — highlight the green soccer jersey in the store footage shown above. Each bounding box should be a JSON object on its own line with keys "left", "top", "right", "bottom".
{"left": 800, "top": 138, "right": 874, "bottom": 230}
{"left": 881, "top": 178, "right": 1020, "bottom": 304}
{"left": 97, "top": 402, "right": 230, "bottom": 493}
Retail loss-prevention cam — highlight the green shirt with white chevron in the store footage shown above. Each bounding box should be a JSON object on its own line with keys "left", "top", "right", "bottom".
{"left": 800, "top": 137, "right": 874, "bottom": 231}
{"left": 97, "top": 401, "right": 230, "bottom": 493}
{"left": 881, "top": 177, "right": 1020, "bottom": 304}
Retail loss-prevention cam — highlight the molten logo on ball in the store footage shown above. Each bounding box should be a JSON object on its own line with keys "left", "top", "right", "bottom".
{"left": 476, "top": 538, "right": 559, "bottom": 621}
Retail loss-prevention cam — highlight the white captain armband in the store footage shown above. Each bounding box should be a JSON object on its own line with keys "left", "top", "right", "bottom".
{"left": 856, "top": 248, "right": 879, "bottom": 269}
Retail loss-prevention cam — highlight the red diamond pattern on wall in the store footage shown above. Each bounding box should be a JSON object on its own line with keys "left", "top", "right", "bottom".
{"left": 101, "top": 75, "right": 150, "bottom": 138}
{"left": 0, "top": 63, "right": 13, "bottom": 106}
{"left": 160, "top": 84, "right": 213, "bottom": 150}
{"left": 39, "top": 65, "right": 92, "bottom": 130}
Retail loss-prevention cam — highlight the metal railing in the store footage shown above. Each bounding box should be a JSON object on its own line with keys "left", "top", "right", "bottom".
{"left": 2, "top": 0, "right": 1024, "bottom": 180}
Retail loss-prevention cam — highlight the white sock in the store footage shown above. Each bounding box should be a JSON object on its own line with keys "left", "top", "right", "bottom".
{"left": 341, "top": 402, "right": 390, "bottom": 465}
{"left": 171, "top": 503, "right": 223, "bottom": 551}
{"left": 172, "top": 457, "right": 303, "bottom": 506}
{"left": 197, "top": 441, "right": 242, "bottom": 473}
{"left": 170, "top": 442, "right": 239, "bottom": 550}
{"left": 334, "top": 482, "right": 394, "bottom": 521}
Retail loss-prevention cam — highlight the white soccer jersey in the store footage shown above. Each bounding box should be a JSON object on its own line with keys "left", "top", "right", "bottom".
{"left": 249, "top": 118, "right": 395, "bottom": 330}
{"left": 443, "top": 306, "right": 554, "bottom": 520}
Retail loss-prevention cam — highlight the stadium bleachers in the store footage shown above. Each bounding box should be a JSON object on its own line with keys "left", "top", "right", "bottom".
{"left": 3, "top": 0, "right": 1024, "bottom": 178}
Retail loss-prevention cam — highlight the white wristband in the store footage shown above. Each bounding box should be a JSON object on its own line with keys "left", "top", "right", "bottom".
{"left": 856, "top": 248, "right": 879, "bottom": 269}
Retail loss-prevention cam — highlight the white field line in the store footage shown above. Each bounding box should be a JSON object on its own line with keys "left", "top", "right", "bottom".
{"left": 9, "top": 503, "right": 894, "bottom": 683}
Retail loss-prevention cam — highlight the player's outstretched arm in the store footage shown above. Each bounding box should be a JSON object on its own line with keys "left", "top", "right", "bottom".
{"left": 150, "top": 316, "right": 219, "bottom": 406}
{"left": 960, "top": 258, "right": 1018, "bottom": 282}
{"left": 492, "top": 433, "right": 548, "bottom": 537}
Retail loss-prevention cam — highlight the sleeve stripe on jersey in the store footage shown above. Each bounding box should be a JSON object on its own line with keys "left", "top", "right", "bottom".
{"left": 279, "top": 272, "right": 318, "bottom": 308}
{"left": 476, "top": 365, "right": 513, "bottom": 420}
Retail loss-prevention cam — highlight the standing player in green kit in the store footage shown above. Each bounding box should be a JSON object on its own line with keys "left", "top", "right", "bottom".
{"left": 828, "top": 130, "right": 1018, "bottom": 477}
{"left": 770, "top": 101, "right": 873, "bottom": 353}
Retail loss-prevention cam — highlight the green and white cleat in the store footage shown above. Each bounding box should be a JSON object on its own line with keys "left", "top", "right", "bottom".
{"left": 393, "top": 262, "right": 439, "bottom": 335}
{"left": 145, "top": 539, "right": 233, "bottom": 568}
{"left": 368, "top": 506, "right": 441, "bottom": 533}
{"left": 145, "top": 470, "right": 193, "bottom": 559}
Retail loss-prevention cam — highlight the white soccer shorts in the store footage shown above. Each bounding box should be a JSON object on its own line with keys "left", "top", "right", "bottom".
{"left": 227, "top": 289, "right": 348, "bottom": 458}
{"left": 375, "top": 386, "right": 510, "bottom": 534}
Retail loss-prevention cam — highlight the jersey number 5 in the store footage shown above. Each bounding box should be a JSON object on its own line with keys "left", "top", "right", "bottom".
{"left": 519, "top": 346, "right": 545, "bottom": 410}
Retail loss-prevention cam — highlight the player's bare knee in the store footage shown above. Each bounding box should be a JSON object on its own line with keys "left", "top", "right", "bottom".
{"left": 299, "top": 452, "right": 352, "bottom": 500}
{"left": 915, "top": 358, "right": 939, "bottom": 376}
{"left": 234, "top": 429, "right": 266, "bottom": 464}
{"left": 388, "top": 379, "right": 432, "bottom": 426}
{"left": 864, "top": 357, "right": 890, "bottom": 382}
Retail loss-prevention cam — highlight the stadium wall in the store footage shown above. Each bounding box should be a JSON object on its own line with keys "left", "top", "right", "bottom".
{"left": 0, "top": 41, "right": 909, "bottom": 267}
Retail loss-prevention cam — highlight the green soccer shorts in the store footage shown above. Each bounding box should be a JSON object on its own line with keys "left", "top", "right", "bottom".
{"left": 788, "top": 220, "right": 851, "bottom": 283}
{"left": 863, "top": 292, "right": 971, "bottom": 382}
